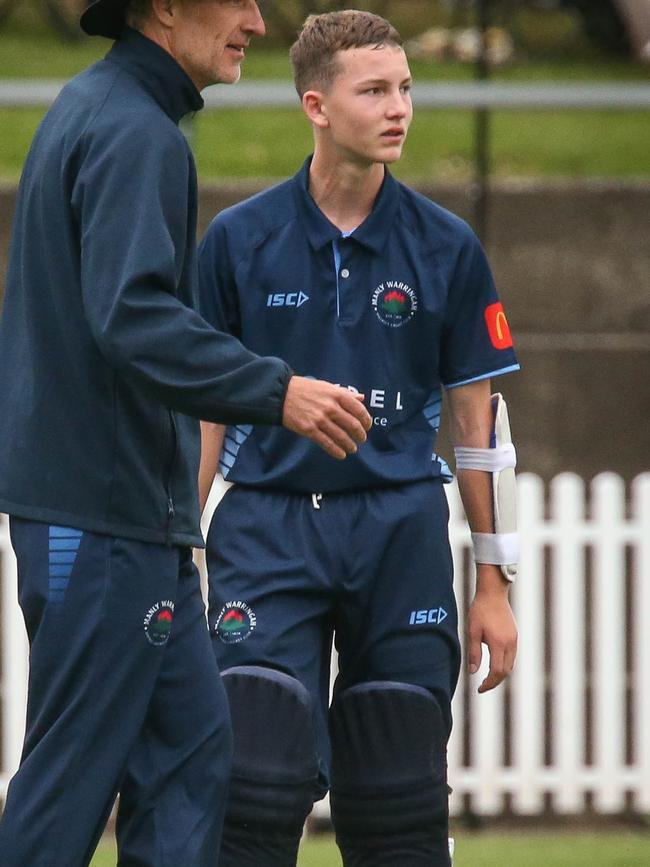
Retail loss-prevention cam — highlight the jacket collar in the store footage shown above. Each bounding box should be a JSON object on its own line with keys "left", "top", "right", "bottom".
{"left": 292, "top": 156, "right": 400, "bottom": 253}
{"left": 106, "top": 28, "right": 203, "bottom": 124}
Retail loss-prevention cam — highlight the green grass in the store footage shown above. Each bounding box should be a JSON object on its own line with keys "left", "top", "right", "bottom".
{"left": 4, "top": 105, "right": 648, "bottom": 183}
{"left": 87, "top": 834, "right": 344, "bottom": 867}
{"left": 2, "top": 35, "right": 649, "bottom": 82}
{"left": 192, "top": 107, "right": 650, "bottom": 182}
{"left": 0, "top": 108, "right": 44, "bottom": 173}
{"left": 0, "top": 32, "right": 107, "bottom": 80}
{"left": 452, "top": 832, "right": 650, "bottom": 867}
{"left": 89, "top": 831, "right": 650, "bottom": 866}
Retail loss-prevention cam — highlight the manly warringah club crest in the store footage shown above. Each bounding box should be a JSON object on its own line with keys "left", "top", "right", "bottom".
{"left": 214, "top": 600, "right": 257, "bottom": 644}
{"left": 372, "top": 280, "right": 418, "bottom": 327}
{"left": 143, "top": 600, "right": 175, "bottom": 646}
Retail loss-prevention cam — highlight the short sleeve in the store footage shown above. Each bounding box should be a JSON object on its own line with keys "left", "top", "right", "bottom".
{"left": 440, "top": 230, "right": 519, "bottom": 388}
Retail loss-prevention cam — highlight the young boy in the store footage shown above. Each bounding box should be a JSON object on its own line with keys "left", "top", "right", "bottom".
{"left": 198, "top": 11, "right": 519, "bottom": 866}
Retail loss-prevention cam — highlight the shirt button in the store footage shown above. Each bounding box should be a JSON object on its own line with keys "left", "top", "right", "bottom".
{"left": 341, "top": 269, "right": 350, "bottom": 279}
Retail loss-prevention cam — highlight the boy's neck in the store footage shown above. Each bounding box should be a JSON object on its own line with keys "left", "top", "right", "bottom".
{"left": 308, "top": 152, "right": 385, "bottom": 234}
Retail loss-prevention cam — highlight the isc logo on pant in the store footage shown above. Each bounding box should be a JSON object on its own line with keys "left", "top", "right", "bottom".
{"left": 267, "top": 292, "right": 309, "bottom": 308}
{"left": 409, "top": 607, "right": 448, "bottom": 626}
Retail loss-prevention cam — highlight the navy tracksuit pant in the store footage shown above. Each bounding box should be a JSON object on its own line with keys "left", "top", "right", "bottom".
{"left": 0, "top": 519, "right": 233, "bottom": 867}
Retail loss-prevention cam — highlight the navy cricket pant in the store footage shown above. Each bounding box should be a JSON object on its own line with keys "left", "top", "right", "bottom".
{"left": 208, "top": 480, "right": 461, "bottom": 866}
{"left": 0, "top": 519, "right": 232, "bottom": 867}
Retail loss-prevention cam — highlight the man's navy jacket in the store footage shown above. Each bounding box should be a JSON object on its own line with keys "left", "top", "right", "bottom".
{"left": 0, "top": 29, "right": 291, "bottom": 546}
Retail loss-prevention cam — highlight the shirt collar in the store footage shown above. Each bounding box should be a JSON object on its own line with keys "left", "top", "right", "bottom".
{"left": 106, "top": 28, "right": 204, "bottom": 124}
{"left": 292, "top": 156, "right": 400, "bottom": 254}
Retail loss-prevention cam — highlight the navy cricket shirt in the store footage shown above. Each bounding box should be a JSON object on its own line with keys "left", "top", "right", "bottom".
{"left": 198, "top": 158, "right": 519, "bottom": 493}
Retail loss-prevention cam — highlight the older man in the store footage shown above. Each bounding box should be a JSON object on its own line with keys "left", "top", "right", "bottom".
{"left": 0, "top": 2, "right": 370, "bottom": 865}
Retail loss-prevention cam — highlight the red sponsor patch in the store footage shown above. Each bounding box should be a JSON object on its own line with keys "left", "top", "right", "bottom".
{"left": 485, "top": 302, "right": 513, "bottom": 350}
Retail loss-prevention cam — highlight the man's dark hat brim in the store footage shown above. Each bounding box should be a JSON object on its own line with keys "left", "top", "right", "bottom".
{"left": 80, "top": 0, "right": 130, "bottom": 39}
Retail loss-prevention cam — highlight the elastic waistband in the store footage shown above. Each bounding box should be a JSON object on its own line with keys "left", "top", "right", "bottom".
{"left": 232, "top": 477, "right": 444, "bottom": 500}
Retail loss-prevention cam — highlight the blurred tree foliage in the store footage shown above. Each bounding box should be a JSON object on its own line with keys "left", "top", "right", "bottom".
{"left": 0, "top": 0, "right": 84, "bottom": 39}
{"left": 261, "top": 0, "right": 632, "bottom": 58}
{"left": 262, "top": 0, "right": 390, "bottom": 43}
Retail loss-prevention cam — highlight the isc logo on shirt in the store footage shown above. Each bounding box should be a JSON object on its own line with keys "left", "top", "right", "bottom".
{"left": 409, "top": 607, "right": 448, "bottom": 626}
{"left": 267, "top": 292, "right": 310, "bottom": 308}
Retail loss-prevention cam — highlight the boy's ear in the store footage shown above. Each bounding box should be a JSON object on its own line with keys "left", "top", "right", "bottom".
{"left": 303, "top": 91, "right": 330, "bottom": 129}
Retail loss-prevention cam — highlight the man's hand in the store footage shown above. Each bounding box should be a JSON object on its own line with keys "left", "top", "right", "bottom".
{"left": 282, "top": 375, "right": 372, "bottom": 460}
{"left": 467, "top": 564, "right": 518, "bottom": 693}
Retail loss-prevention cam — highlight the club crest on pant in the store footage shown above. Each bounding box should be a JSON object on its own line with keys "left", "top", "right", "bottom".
{"left": 214, "top": 600, "right": 257, "bottom": 644}
{"left": 143, "top": 600, "right": 175, "bottom": 646}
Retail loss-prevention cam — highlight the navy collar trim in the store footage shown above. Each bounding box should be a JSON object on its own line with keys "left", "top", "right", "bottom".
{"left": 292, "top": 157, "right": 400, "bottom": 253}
{"left": 106, "top": 28, "right": 203, "bottom": 124}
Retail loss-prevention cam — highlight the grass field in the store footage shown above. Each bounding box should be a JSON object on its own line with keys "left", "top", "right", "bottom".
{"left": 3, "top": 102, "right": 650, "bottom": 183}
{"left": 3, "top": 33, "right": 650, "bottom": 83}
{"left": 190, "top": 107, "right": 650, "bottom": 181}
{"left": 89, "top": 831, "right": 650, "bottom": 866}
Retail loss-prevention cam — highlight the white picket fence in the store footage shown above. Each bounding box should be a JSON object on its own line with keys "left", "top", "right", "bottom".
{"left": 2, "top": 472, "right": 650, "bottom": 817}
{"left": 447, "top": 472, "right": 650, "bottom": 817}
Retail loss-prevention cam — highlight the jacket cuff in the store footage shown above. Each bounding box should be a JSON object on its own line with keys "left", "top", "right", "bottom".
{"left": 275, "top": 364, "right": 294, "bottom": 425}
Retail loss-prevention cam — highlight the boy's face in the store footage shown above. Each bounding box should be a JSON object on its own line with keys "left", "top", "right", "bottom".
{"left": 317, "top": 44, "right": 413, "bottom": 167}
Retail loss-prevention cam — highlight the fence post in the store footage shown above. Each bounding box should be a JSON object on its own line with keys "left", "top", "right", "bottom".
{"left": 632, "top": 473, "right": 650, "bottom": 811}
{"left": 511, "top": 473, "right": 546, "bottom": 813}
{"left": 0, "top": 514, "right": 28, "bottom": 798}
{"left": 550, "top": 473, "right": 586, "bottom": 811}
{"left": 591, "top": 473, "right": 627, "bottom": 812}
{"left": 473, "top": 0, "right": 492, "bottom": 244}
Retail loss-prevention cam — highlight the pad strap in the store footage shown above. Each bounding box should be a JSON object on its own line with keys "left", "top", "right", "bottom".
{"left": 471, "top": 532, "right": 520, "bottom": 568}
{"left": 454, "top": 443, "right": 516, "bottom": 473}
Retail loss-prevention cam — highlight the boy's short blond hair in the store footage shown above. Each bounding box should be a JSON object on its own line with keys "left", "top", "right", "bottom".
{"left": 290, "top": 10, "right": 404, "bottom": 98}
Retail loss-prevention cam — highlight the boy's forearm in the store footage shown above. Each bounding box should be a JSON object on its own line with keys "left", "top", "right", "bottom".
{"left": 199, "top": 421, "right": 226, "bottom": 515}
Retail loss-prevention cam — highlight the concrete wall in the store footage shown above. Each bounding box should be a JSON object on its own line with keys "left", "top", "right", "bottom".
{"left": 2, "top": 181, "right": 648, "bottom": 481}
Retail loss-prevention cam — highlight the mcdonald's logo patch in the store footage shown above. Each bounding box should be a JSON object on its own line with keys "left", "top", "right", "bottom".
{"left": 485, "top": 303, "right": 513, "bottom": 349}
